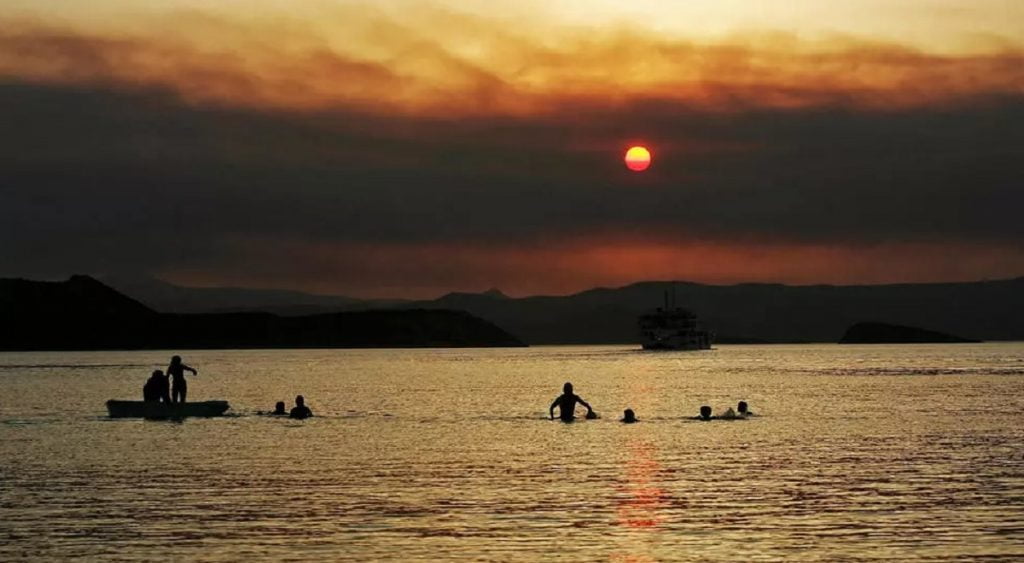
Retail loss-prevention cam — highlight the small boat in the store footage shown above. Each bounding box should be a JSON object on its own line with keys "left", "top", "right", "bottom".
{"left": 106, "top": 400, "right": 230, "bottom": 419}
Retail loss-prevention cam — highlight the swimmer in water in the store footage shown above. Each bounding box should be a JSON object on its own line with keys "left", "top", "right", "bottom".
{"left": 289, "top": 395, "right": 313, "bottom": 419}
{"left": 695, "top": 405, "right": 714, "bottom": 421}
{"left": 272, "top": 401, "right": 287, "bottom": 415}
{"left": 737, "top": 401, "right": 753, "bottom": 416}
{"left": 718, "top": 406, "right": 741, "bottom": 420}
{"left": 549, "top": 382, "right": 594, "bottom": 422}
{"left": 621, "top": 408, "right": 637, "bottom": 423}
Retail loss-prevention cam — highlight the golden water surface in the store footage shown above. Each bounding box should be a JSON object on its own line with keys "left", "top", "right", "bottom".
{"left": 1, "top": 344, "right": 1023, "bottom": 561}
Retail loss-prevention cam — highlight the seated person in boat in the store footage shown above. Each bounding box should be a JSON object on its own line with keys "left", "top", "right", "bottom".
{"left": 142, "top": 372, "right": 159, "bottom": 402}
{"left": 621, "top": 408, "right": 638, "bottom": 423}
{"left": 289, "top": 395, "right": 313, "bottom": 419}
{"left": 549, "top": 382, "right": 595, "bottom": 422}
{"left": 143, "top": 370, "right": 171, "bottom": 403}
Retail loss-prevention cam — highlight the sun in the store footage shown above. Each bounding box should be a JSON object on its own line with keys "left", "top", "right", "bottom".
{"left": 625, "top": 146, "right": 651, "bottom": 172}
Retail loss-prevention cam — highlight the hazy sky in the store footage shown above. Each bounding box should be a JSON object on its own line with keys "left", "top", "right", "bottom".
{"left": 1, "top": 1, "right": 1022, "bottom": 297}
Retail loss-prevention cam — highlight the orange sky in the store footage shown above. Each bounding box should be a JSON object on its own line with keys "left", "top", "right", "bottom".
{"left": 160, "top": 236, "right": 1024, "bottom": 298}
{"left": 2, "top": 1, "right": 1022, "bottom": 116}
{"left": 1, "top": 1, "right": 1022, "bottom": 297}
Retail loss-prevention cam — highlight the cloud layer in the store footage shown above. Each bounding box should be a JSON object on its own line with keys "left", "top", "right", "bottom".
{"left": 1, "top": 7, "right": 1022, "bottom": 296}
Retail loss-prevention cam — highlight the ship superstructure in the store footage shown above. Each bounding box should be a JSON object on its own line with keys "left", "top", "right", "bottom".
{"left": 638, "top": 290, "right": 712, "bottom": 350}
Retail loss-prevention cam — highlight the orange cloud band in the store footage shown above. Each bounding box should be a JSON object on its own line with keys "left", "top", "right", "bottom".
{"left": 1, "top": 12, "right": 1022, "bottom": 116}
{"left": 162, "top": 235, "right": 1024, "bottom": 298}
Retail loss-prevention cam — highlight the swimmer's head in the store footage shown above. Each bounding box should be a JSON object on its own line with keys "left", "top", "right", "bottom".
{"left": 699, "top": 405, "right": 712, "bottom": 420}
{"left": 738, "top": 401, "right": 748, "bottom": 414}
{"left": 623, "top": 409, "right": 636, "bottom": 423}
{"left": 563, "top": 382, "right": 573, "bottom": 394}
{"left": 295, "top": 395, "right": 305, "bottom": 407}
{"left": 274, "top": 401, "right": 286, "bottom": 413}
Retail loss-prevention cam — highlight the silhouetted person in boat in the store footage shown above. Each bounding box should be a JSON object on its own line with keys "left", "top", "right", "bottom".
{"left": 143, "top": 370, "right": 171, "bottom": 403}
{"left": 621, "top": 408, "right": 638, "bottom": 424}
{"left": 549, "top": 382, "right": 594, "bottom": 422}
{"left": 289, "top": 395, "right": 313, "bottom": 419}
{"left": 143, "top": 370, "right": 161, "bottom": 402}
{"left": 167, "top": 355, "right": 197, "bottom": 403}
{"left": 157, "top": 371, "right": 171, "bottom": 403}
{"left": 695, "top": 405, "right": 713, "bottom": 421}
{"left": 273, "top": 401, "right": 287, "bottom": 415}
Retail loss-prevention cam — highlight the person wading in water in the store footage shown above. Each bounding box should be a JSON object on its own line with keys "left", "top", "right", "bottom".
{"left": 167, "top": 355, "right": 197, "bottom": 403}
{"left": 549, "top": 382, "right": 595, "bottom": 422}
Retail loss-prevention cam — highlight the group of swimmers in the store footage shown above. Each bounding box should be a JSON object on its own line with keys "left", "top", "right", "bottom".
{"left": 142, "top": 355, "right": 197, "bottom": 403}
{"left": 550, "top": 382, "right": 754, "bottom": 423}
{"left": 143, "top": 360, "right": 743, "bottom": 424}
{"left": 265, "top": 396, "right": 314, "bottom": 420}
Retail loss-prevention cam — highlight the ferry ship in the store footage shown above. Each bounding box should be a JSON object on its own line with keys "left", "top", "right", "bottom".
{"left": 638, "top": 291, "right": 712, "bottom": 350}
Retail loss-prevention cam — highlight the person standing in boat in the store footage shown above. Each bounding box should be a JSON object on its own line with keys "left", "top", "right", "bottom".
{"left": 167, "top": 355, "right": 197, "bottom": 403}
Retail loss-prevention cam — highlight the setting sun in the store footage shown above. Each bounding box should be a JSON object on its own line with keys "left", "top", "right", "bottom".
{"left": 625, "top": 146, "right": 652, "bottom": 172}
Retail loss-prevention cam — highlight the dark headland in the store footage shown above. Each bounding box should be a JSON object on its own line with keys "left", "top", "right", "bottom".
{"left": 839, "top": 322, "right": 980, "bottom": 344}
{"left": 0, "top": 276, "right": 525, "bottom": 351}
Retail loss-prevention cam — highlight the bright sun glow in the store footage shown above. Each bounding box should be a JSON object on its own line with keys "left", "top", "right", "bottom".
{"left": 625, "top": 146, "right": 652, "bottom": 172}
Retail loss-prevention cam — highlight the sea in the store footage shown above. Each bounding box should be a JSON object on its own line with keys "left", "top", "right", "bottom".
{"left": 1, "top": 343, "right": 1023, "bottom": 561}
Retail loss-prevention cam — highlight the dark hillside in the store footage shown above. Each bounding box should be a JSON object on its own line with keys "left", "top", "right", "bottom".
{"left": 0, "top": 276, "right": 524, "bottom": 350}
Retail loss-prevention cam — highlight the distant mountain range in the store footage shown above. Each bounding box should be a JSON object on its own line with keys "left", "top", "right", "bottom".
{"left": 100, "top": 275, "right": 404, "bottom": 315}
{"left": 102, "top": 275, "right": 1024, "bottom": 344}
{"left": 0, "top": 276, "right": 524, "bottom": 350}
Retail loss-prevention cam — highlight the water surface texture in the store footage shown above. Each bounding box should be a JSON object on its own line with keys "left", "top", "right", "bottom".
{"left": 2, "top": 344, "right": 1023, "bottom": 561}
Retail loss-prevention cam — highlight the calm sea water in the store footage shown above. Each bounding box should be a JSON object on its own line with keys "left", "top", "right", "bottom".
{"left": 1, "top": 344, "right": 1023, "bottom": 561}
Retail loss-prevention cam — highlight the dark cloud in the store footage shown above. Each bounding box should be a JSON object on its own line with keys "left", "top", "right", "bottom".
{"left": 1, "top": 79, "right": 1022, "bottom": 293}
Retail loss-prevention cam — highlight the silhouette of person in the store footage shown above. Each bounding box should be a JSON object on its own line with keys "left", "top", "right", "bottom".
{"left": 549, "top": 382, "right": 594, "bottom": 422}
{"left": 289, "top": 395, "right": 313, "bottom": 419}
{"left": 272, "top": 401, "right": 287, "bottom": 415}
{"left": 143, "top": 370, "right": 161, "bottom": 402}
{"left": 737, "top": 401, "right": 752, "bottom": 416}
{"left": 143, "top": 369, "right": 171, "bottom": 403}
{"left": 167, "top": 355, "right": 197, "bottom": 403}
{"left": 695, "top": 405, "right": 713, "bottom": 421}
{"left": 621, "top": 408, "right": 638, "bottom": 423}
